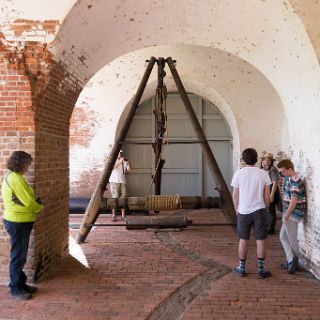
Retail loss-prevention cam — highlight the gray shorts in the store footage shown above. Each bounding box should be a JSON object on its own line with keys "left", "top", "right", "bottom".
{"left": 109, "top": 183, "right": 127, "bottom": 198}
{"left": 237, "top": 208, "right": 268, "bottom": 240}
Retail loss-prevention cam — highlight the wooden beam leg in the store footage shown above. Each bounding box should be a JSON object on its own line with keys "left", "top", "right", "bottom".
{"left": 166, "top": 57, "right": 237, "bottom": 225}
{"left": 76, "top": 57, "right": 157, "bottom": 243}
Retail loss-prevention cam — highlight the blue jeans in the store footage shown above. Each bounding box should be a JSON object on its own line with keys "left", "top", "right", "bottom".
{"left": 4, "top": 220, "right": 34, "bottom": 293}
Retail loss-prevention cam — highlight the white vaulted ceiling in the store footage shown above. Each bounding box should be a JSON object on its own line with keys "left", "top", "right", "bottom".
{"left": 1, "top": 0, "right": 320, "bottom": 158}
{"left": 48, "top": 0, "right": 320, "bottom": 144}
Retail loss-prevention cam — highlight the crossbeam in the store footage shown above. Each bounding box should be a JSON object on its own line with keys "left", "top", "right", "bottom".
{"left": 101, "top": 195, "right": 221, "bottom": 211}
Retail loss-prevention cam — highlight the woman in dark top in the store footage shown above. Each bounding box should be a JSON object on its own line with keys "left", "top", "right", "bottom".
{"left": 260, "top": 153, "right": 281, "bottom": 234}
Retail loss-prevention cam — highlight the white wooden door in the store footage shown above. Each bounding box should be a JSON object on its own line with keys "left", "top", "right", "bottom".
{"left": 124, "top": 94, "right": 232, "bottom": 197}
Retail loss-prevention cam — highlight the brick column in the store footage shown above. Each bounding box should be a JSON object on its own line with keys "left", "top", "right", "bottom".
{"left": 0, "top": 35, "right": 82, "bottom": 283}
{"left": 33, "top": 61, "right": 81, "bottom": 280}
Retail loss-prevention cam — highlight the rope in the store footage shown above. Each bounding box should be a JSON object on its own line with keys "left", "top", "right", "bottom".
{"left": 145, "top": 145, "right": 164, "bottom": 197}
{"left": 146, "top": 195, "right": 182, "bottom": 211}
{"left": 145, "top": 85, "right": 168, "bottom": 197}
{"left": 158, "top": 85, "right": 168, "bottom": 143}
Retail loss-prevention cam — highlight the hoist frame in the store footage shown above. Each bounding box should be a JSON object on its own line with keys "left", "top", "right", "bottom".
{"left": 76, "top": 57, "right": 236, "bottom": 243}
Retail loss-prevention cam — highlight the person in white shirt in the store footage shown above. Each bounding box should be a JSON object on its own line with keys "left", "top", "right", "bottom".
{"left": 109, "top": 151, "right": 131, "bottom": 221}
{"left": 231, "top": 148, "right": 272, "bottom": 278}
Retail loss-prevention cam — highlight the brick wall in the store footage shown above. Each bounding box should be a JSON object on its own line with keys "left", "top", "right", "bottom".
{"left": 0, "top": 33, "right": 82, "bottom": 283}
{"left": 0, "top": 34, "right": 37, "bottom": 283}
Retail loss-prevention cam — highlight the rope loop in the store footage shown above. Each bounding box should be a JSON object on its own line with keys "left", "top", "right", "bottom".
{"left": 146, "top": 194, "right": 182, "bottom": 211}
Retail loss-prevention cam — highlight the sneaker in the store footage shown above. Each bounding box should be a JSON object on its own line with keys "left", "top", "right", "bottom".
{"left": 121, "top": 216, "right": 126, "bottom": 221}
{"left": 281, "top": 260, "right": 301, "bottom": 271}
{"left": 288, "top": 256, "right": 298, "bottom": 274}
{"left": 258, "top": 269, "right": 271, "bottom": 279}
{"left": 9, "top": 291, "right": 32, "bottom": 300}
{"left": 24, "top": 284, "right": 37, "bottom": 294}
{"left": 111, "top": 215, "right": 116, "bottom": 222}
{"left": 233, "top": 266, "right": 245, "bottom": 277}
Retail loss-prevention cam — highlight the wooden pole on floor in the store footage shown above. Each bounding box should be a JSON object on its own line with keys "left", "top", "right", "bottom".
{"left": 101, "top": 195, "right": 221, "bottom": 211}
{"left": 166, "top": 57, "right": 237, "bottom": 225}
{"left": 76, "top": 57, "right": 157, "bottom": 243}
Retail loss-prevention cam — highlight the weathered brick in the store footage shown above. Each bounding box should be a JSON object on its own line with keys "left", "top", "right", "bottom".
{"left": 0, "top": 37, "right": 82, "bottom": 284}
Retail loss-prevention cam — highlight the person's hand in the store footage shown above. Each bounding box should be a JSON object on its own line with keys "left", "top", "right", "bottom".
{"left": 270, "top": 194, "right": 274, "bottom": 203}
{"left": 284, "top": 211, "right": 290, "bottom": 221}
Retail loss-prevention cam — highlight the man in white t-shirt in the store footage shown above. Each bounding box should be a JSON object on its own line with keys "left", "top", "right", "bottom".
{"left": 109, "top": 151, "right": 131, "bottom": 221}
{"left": 231, "top": 148, "right": 272, "bottom": 279}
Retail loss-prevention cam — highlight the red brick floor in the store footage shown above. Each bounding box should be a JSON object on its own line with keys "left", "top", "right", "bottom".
{"left": 0, "top": 209, "right": 319, "bottom": 319}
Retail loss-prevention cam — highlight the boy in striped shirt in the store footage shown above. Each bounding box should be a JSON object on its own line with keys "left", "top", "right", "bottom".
{"left": 277, "top": 159, "right": 307, "bottom": 274}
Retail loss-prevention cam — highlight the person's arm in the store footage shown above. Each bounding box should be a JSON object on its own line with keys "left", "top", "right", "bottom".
{"left": 125, "top": 160, "right": 132, "bottom": 172}
{"left": 269, "top": 167, "right": 279, "bottom": 203}
{"left": 264, "top": 185, "right": 271, "bottom": 208}
{"left": 113, "top": 158, "right": 123, "bottom": 169}
{"left": 284, "top": 196, "right": 298, "bottom": 221}
{"left": 11, "top": 175, "right": 43, "bottom": 213}
{"left": 232, "top": 187, "right": 239, "bottom": 214}
{"left": 270, "top": 181, "right": 277, "bottom": 203}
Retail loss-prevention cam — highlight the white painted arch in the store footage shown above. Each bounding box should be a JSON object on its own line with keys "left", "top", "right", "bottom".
{"left": 70, "top": 44, "right": 287, "bottom": 195}
{"left": 55, "top": 0, "right": 320, "bottom": 184}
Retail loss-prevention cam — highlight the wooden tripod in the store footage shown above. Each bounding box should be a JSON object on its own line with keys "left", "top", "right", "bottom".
{"left": 76, "top": 57, "right": 236, "bottom": 243}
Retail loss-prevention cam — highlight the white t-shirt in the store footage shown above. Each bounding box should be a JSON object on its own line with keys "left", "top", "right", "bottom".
{"left": 231, "top": 166, "right": 271, "bottom": 214}
{"left": 109, "top": 160, "right": 129, "bottom": 184}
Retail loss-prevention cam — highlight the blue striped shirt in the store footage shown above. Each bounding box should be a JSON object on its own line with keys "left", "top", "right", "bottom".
{"left": 282, "top": 174, "right": 306, "bottom": 221}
